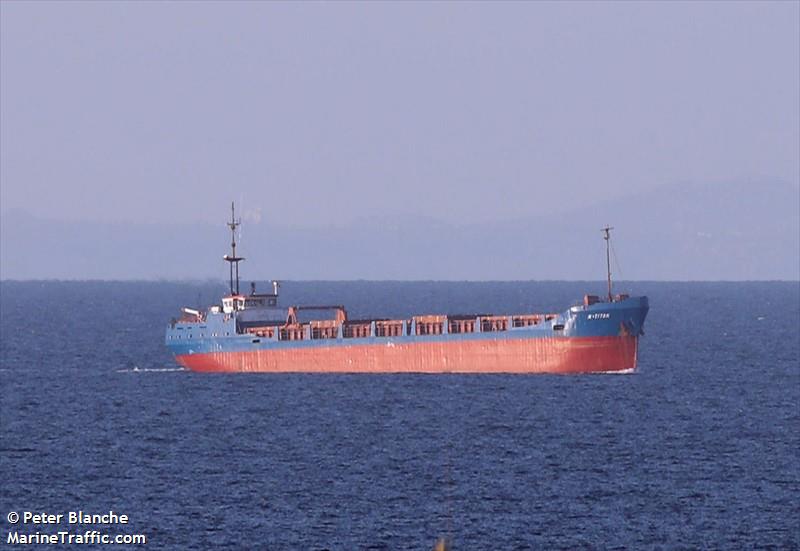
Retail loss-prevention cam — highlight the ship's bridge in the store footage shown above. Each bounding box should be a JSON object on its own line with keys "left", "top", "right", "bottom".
{"left": 221, "top": 295, "right": 245, "bottom": 314}
{"left": 222, "top": 293, "right": 278, "bottom": 314}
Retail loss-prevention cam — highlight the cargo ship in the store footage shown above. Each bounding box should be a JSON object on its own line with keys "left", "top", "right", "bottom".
{"left": 165, "top": 205, "right": 648, "bottom": 373}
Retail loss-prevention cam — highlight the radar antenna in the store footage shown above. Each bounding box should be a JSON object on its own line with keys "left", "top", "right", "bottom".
{"left": 224, "top": 202, "right": 244, "bottom": 295}
{"left": 602, "top": 226, "right": 614, "bottom": 302}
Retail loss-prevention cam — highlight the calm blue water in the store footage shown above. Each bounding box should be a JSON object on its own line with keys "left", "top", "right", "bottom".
{"left": 1, "top": 281, "right": 798, "bottom": 549}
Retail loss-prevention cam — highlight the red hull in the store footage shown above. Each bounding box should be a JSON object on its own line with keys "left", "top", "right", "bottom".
{"left": 176, "top": 336, "right": 639, "bottom": 374}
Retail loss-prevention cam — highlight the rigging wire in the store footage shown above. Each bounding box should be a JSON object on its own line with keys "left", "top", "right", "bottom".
{"left": 609, "top": 238, "right": 625, "bottom": 291}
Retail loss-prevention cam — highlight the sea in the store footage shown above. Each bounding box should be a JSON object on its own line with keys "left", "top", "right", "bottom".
{"left": 1, "top": 280, "right": 798, "bottom": 550}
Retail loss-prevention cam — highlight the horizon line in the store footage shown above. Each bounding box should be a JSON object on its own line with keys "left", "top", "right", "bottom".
{"left": 2, "top": 278, "right": 798, "bottom": 284}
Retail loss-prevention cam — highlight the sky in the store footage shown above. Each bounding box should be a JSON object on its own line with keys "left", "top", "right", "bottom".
{"left": 2, "top": 1, "right": 798, "bottom": 229}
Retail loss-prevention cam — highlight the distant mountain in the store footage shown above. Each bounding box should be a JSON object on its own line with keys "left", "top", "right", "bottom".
{"left": 1, "top": 182, "right": 798, "bottom": 280}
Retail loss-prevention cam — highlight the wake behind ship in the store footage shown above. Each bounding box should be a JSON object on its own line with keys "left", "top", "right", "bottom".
{"left": 165, "top": 205, "right": 649, "bottom": 373}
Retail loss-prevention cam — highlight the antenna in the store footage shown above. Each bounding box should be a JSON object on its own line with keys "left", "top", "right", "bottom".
{"left": 602, "top": 226, "right": 613, "bottom": 302}
{"left": 223, "top": 202, "right": 245, "bottom": 295}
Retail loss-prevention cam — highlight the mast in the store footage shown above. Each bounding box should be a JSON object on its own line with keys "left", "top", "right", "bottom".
{"left": 602, "top": 226, "right": 613, "bottom": 302}
{"left": 223, "top": 202, "right": 244, "bottom": 295}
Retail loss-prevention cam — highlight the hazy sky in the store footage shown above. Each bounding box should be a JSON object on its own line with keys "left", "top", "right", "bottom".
{"left": 1, "top": 1, "right": 798, "bottom": 227}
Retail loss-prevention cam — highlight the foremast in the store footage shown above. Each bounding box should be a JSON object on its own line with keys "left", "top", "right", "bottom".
{"left": 602, "top": 226, "right": 613, "bottom": 302}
